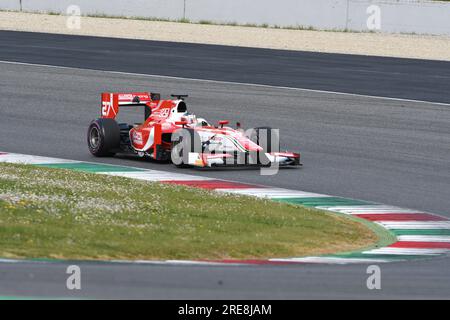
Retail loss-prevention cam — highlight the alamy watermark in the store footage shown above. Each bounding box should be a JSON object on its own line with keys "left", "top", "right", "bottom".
{"left": 170, "top": 128, "right": 284, "bottom": 176}
{"left": 66, "top": 265, "right": 81, "bottom": 290}
{"left": 366, "top": 5, "right": 381, "bottom": 31}
{"left": 366, "top": 265, "right": 381, "bottom": 290}
{"left": 66, "top": 5, "right": 81, "bottom": 30}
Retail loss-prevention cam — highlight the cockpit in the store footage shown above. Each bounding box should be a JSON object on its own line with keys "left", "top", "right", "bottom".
{"left": 168, "top": 100, "right": 211, "bottom": 127}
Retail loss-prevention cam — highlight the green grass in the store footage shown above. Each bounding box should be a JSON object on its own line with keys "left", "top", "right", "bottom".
{"left": 0, "top": 163, "right": 378, "bottom": 261}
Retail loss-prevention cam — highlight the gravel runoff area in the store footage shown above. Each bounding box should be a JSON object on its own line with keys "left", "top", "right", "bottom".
{"left": 1, "top": 11, "right": 450, "bottom": 61}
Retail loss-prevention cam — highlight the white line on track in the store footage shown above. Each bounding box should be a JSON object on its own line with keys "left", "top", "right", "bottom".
{"left": 397, "top": 235, "right": 450, "bottom": 242}
{"left": 363, "top": 247, "right": 449, "bottom": 255}
{"left": 1, "top": 60, "right": 449, "bottom": 107}
{"left": 272, "top": 257, "right": 390, "bottom": 264}
{"left": 216, "top": 188, "right": 332, "bottom": 198}
{"left": 0, "top": 153, "right": 79, "bottom": 165}
{"left": 378, "top": 221, "right": 450, "bottom": 230}
{"left": 320, "top": 207, "right": 426, "bottom": 214}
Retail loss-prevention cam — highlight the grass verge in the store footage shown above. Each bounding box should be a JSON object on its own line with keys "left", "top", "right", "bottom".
{"left": 0, "top": 162, "right": 378, "bottom": 261}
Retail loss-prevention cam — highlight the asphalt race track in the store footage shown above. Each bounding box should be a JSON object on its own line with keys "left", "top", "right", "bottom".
{"left": 1, "top": 257, "right": 450, "bottom": 299}
{"left": 0, "top": 31, "right": 449, "bottom": 299}
{"left": 0, "top": 31, "right": 450, "bottom": 104}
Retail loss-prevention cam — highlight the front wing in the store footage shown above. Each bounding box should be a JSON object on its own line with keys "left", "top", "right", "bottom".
{"left": 187, "top": 152, "right": 301, "bottom": 168}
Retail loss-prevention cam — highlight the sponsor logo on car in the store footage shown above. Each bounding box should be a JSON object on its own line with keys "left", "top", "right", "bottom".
{"left": 132, "top": 131, "right": 143, "bottom": 144}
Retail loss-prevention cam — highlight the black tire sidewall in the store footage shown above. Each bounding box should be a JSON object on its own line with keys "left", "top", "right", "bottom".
{"left": 87, "top": 119, "right": 120, "bottom": 157}
{"left": 87, "top": 122, "right": 102, "bottom": 155}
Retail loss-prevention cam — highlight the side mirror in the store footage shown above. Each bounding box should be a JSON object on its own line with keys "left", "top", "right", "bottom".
{"left": 218, "top": 120, "right": 229, "bottom": 128}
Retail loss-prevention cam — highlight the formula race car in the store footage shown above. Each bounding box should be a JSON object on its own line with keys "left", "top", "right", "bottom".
{"left": 87, "top": 92, "right": 301, "bottom": 168}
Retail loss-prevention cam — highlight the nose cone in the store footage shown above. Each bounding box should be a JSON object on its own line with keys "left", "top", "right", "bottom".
{"left": 242, "top": 138, "right": 264, "bottom": 152}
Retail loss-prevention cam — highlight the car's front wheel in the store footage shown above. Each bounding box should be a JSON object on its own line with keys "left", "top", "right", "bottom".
{"left": 171, "top": 129, "right": 202, "bottom": 168}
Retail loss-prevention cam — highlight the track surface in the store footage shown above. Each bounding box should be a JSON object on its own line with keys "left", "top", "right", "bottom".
{"left": 1, "top": 31, "right": 450, "bottom": 104}
{"left": 0, "top": 31, "right": 449, "bottom": 299}
{"left": 1, "top": 257, "right": 450, "bottom": 299}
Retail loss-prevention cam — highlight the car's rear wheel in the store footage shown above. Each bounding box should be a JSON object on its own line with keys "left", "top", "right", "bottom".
{"left": 87, "top": 118, "right": 120, "bottom": 157}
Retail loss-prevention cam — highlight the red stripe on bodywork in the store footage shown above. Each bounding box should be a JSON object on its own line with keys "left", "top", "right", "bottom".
{"left": 162, "top": 180, "right": 264, "bottom": 189}
{"left": 355, "top": 213, "right": 447, "bottom": 222}
{"left": 389, "top": 242, "right": 450, "bottom": 249}
{"left": 0, "top": 153, "right": 8, "bottom": 156}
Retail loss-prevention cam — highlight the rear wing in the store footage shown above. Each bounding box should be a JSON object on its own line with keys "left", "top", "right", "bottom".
{"left": 100, "top": 92, "right": 160, "bottom": 119}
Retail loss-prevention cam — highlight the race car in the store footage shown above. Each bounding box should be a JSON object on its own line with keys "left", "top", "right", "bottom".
{"left": 87, "top": 92, "right": 301, "bottom": 168}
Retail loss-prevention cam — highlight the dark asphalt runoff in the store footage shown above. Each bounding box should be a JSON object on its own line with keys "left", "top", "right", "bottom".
{"left": 0, "top": 30, "right": 450, "bottom": 104}
{"left": 0, "top": 31, "right": 449, "bottom": 299}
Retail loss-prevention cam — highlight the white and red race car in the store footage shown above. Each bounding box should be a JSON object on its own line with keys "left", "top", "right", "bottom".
{"left": 87, "top": 92, "right": 301, "bottom": 168}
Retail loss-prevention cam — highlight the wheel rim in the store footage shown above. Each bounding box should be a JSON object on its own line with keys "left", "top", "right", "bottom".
{"left": 171, "top": 139, "right": 184, "bottom": 165}
{"left": 89, "top": 127, "right": 100, "bottom": 149}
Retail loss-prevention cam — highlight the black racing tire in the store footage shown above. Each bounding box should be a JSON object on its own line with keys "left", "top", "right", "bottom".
{"left": 171, "top": 128, "right": 202, "bottom": 168}
{"left": 87, "top": 118, "right": 120, "bottom": 157}
{"left": 254, "top": 126, "right": 280, "bottom": 153}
